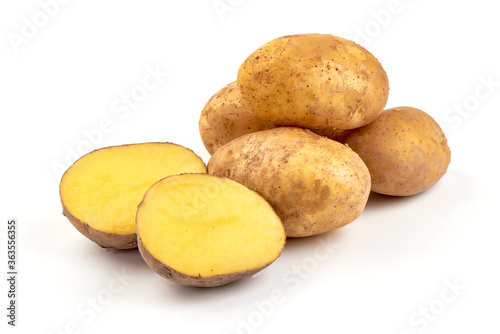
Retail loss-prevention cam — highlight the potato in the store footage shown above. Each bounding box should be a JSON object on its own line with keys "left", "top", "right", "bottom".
{"left": 207, "top": 127, "right": 371, "bottom": 237}
{"left": 136, "top": 173, "right": 286, "bottom": 287}
{"left": 237, "top": 33, "right": 389, "bottom": 130}
{"left": 199, "top": 81, "right": 347, "bottom": 154}
{"left": 59, "top": 143, "right": 207, "bottom": 249}
{"left": 340, "top": 107, "right": 451, "bottom": 196}
{"left": 199, "top": 81, "right": 276, "bottom": 155}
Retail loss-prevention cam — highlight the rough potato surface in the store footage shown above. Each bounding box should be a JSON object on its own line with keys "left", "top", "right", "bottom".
{"left": 341, "top": 107, "right": 451, "bottom": 196}
{"left": 199, "top": 81, "right": 347, "bottom": 154}
{"left": 208, "top": 127, "right": 371, "bottom": 237}
{"left": 237, "top": 33, "right": 389, "bottom": 130}
{"left": 199, "top": 81, "right": 276, "bottom": 155}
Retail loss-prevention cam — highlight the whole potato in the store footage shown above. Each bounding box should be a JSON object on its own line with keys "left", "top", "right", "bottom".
{"left": 207, "top": 127, "right": 371, "bottom": 237}
{"left": 199, "top": 81, "right": 345, "bottom": 154}
{"left": 237, "top": 33, "right": 389, "bottom": 130}
{"left": 199, "top": 81, "right": 276, "bottom": 155}
{"left": 341, "top": 107, "right": 451, "bottom": 196}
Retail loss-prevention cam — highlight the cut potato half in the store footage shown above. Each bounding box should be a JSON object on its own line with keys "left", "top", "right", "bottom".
{"left": 136, "top": 173, "right": 286, "bottom": 287}
{"left": 59, "top": 143, "right": 207, "bottom": 249}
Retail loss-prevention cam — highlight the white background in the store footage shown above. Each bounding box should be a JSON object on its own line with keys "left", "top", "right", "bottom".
{"left": 1, "top": 1, "right": 499, "bottom": 333}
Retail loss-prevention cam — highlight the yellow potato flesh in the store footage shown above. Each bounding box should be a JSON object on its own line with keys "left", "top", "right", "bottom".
{"left": 136, "top": 174, "right": 285, "bottom": 277}
{"left": 60, "top": 143, "right": 207, "bottom": 235}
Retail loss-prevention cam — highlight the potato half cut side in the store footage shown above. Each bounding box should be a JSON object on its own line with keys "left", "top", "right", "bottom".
{"left": 59, "top": 143, "right": 207, "bottom": 249}
{"left": 136, "top": 173, "right": 286, "bottom": 287}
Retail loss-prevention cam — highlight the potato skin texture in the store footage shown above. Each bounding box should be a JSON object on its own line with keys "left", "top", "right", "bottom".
{"left": 199, "top": 81, "right": 276, "bottom": 155}
{"left": 237, "top": 33, "right": 389, "bottom": 130}
{"left": 207, "top": 127, "right": 371, "bottom": 237}
{"left": 62, "top": 206, "right": 137, "bottom": 249}
{"left": 199, "top": 81, "right": 346, "bottom": 154}
{"left": 341, "top": 107, "right": 451, "bottom": 196}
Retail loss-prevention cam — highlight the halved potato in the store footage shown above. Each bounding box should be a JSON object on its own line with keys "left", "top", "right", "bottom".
{"left": 59, "top": 142, "right": 207, "bottom": 249}
{"left": 136, "top": 173, "right": 286, "bottom": 287}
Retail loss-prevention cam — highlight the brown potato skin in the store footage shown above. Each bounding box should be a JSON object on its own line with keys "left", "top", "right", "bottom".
{"left": 199, "top": 81, "right": 276, "bottom": 155}
{"left": 207, "top": 127, "right": 371, "bottom": 237}
{"left": 137, "top": 234, "right": 271, "bottom": 288}
{"left": 340, "top": 107, "right": 451, "bottom": 196}
{"left": 237, "top": 33, "right": 389, "bottom": 130}
{"left": 62, "top": 205, "right": 137, "bottom": 250}
{"left": 199, "top": 81, "right": 346, "bottom": 154}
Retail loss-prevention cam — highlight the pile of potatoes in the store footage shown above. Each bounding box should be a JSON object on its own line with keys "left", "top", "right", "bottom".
{"left": 202, "top": 33, "right": 450, "bottom": 234}
{"left": 60, "top": 33, "right": 451, "bottom": 288}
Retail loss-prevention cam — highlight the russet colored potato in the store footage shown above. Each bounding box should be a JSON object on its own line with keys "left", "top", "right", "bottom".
{"left": 237, "top": 33, "right": 389, "bottom": 130}
{"left": 340, "top": 107, "right": 451, "bottom": 196}
{"left": 199, "top": 81, "right": 346, "bottom": 154}
{"left": 207, "top": 127, "right": 371, "bottom": 237}
{"left": 199, "top": 81, "right": 276, "bottom": 155}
